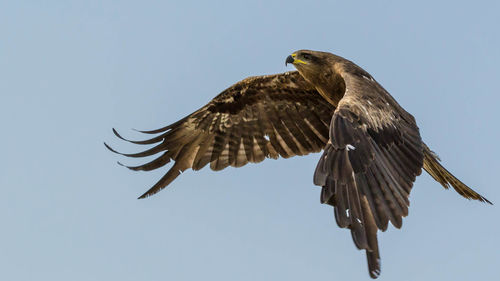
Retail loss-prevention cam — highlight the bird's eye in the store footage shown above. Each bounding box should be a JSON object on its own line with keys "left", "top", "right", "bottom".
{"left": 302, "top": 53, "right": 312, "bottom": 60}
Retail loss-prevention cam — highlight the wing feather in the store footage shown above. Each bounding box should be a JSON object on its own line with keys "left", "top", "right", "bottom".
{"left": 228, "top": 126, "right": 243, "bottom": 167}
{"left": 192, "top": 134, "right": 215, "bottom": 171}
{"left": 313, "top": 69, "right": 425, "bottom": 278}
{"left": 292, "top": 108, "right": 324, "bottom": 150}
{"left": 106, "top": 71, "right": 334, "bottom": 197}
{"left": 119, "top": 152, "right": 171, "bottom": 172}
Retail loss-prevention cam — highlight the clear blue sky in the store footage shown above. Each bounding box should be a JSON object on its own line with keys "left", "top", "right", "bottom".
{"left": 1, "top": 1, "right": 499, "bottom": 280}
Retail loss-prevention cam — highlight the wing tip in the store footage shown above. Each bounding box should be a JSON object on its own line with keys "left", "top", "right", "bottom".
{"left": 366, "top": 247, "right": 381, "bottom": 279}
{"left": 135, "top": 164, "right": 184, "bottom": 199}
{"left": 117, "top": 161, "right": 137, "bottom": 171}
{"left": 104, "top": 141, "right": 119, "bottom": 154}
{"left": 423, "top": 145, "right": 493, "bottom": 205}
{"left": 112, "top": 127, "right": 124, "bottom": 139}
{"left": 137, "top": 192, "right": 150, "bottom": 199}
{"left": 137, "top": 185, "right": 164, "bottom": 199}
{"left": 475, "top": 195, "right": 493, "bottom": 205}
{"left": 112, "top": 128, "right": 165, "bottom": 145}
{"left": 369, "top": 267, "right": 381, "bottom": 279}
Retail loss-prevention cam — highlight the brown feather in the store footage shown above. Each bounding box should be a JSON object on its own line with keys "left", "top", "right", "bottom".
{"left": 108, "top": 51, "right": 491, "bottom": 280}
{"left": 108, "top": 70, "right": 334, "bottom": 194}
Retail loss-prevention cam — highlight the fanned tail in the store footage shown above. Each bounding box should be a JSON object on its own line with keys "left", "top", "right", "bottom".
{"left": 422, "top": 143, "right": 492, "bottom": 204}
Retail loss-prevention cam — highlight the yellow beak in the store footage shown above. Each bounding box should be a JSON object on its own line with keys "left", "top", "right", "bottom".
{"left": 285, "top": 53, "right": 307, "bottom": 66}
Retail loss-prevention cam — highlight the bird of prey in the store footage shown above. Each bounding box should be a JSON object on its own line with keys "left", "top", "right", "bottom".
{"left": 106, "top": 50, "right": 491, "bottom": 278}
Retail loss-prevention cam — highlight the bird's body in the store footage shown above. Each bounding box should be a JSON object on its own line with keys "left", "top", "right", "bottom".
{"left": 107, "top": 50, "right": 490, "bottom": 278}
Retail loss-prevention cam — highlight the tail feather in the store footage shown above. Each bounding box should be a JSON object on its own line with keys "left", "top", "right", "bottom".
{"left": 422, "top": 143, "right": 492, "bottom": 204}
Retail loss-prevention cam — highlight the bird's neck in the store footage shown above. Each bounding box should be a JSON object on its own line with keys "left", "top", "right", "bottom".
{"left": 314, "top": 71, "right": 346, "bottom": 107}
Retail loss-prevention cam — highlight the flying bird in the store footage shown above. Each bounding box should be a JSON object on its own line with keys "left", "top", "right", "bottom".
{"left": 106, "top": 50, "right": 491, "bottom": 278}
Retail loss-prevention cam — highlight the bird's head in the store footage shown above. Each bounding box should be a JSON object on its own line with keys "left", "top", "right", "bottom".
{"left": 286, "top": 50, "right": 347, "bottom": 105}
{"left": 285, "top": 50, "right": 335, "bottom": 84}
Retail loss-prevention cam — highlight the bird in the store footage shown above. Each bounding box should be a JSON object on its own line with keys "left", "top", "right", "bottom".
{"left": 106, "top": 50, "right": 491, "bottom": 278}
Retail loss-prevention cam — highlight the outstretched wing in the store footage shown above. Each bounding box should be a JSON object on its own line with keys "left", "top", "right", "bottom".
{"left": 107, "top": 71, "right": 335, "bottom": 198}
{"left": 313, "top": 69, "right": 424, "bottom": 278}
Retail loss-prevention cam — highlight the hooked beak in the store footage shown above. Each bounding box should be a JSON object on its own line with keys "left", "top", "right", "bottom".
{"left": 285, "top": 53, "right": 307, "bottom": 66}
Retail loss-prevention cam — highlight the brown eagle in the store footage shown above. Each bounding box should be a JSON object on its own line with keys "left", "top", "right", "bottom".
{"left": 106, "top": 50, "right": 491, "bottom": 278}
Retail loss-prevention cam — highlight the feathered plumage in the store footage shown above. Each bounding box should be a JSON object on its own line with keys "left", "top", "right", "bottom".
{"left": 106, "top": 50, "right": 491, "bottom": 278}
{"left": 106, "top": 71, "right": 335, "bottom": 198}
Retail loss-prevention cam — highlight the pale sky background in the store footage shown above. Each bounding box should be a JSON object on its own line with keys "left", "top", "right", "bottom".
{"left": 1, "top": 1, "right": 499, "bottom": 281}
